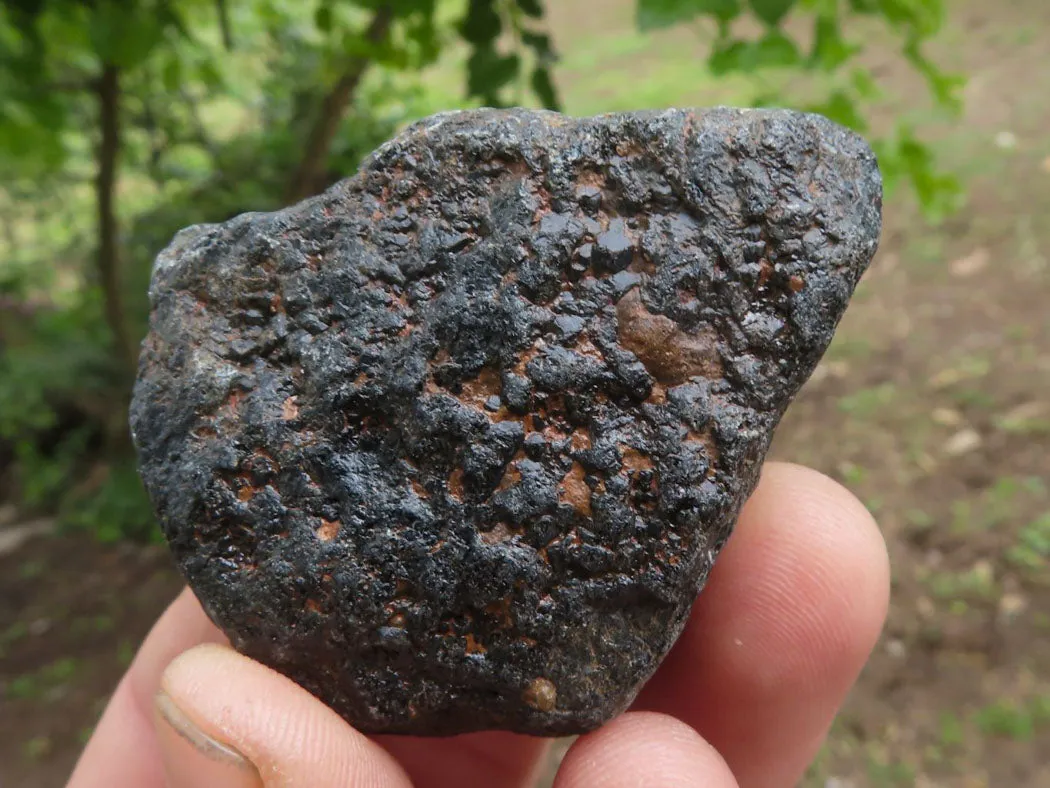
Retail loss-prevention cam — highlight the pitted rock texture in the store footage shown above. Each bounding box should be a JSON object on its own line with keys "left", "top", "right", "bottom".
{"left": 131, "top": 107, "right": 881, "bottom": 736}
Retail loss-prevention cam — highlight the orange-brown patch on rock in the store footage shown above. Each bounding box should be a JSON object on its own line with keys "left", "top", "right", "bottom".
{"left": 464, "top": 633, "right": 486, "bottom": 655}
{"left": 614, "top": 139, "right": 644, "bottom": 158}
{"left": 628, "top": 249, "right": 657, "bottom": 275}
{"left": 685, "top": 429, "right": 720, "bottom": 463}
{"left": 648, "top": 382, "right": 667, "bottom": 404}
{"left": 225, "top": 389, "right": 245, "bottom": 413}
{"left": 560, "top": 462, "right": 593, "bottom": 517}
{"left": 616, "top": 288, "right": 722, "bottom": 385}
{"left": 574, "top": 336, "right": 604, "bottom": 361}
{"left": 757, "top": 259, "right": 774, "bottom": 288}
{"left": 484, "top": 596, "right": 515, "bottom": 628}
{"left": 788, "top": 274, "right": 805, "bottom": 292}
{"left": 542, "top": 422, "right": 567, "bottom": 443}
{"left": 495, "top": 458, "right": 524, "bottom": 493}
{"left": 576, "top": 169, "right": 606, "bottom": 189}
{"left": 511, "top": 345, "right": 541, "bottom": 377}
{"left": 620, "top": 446, "right": 654, "bottom": 474}
{"left": 570, "top": 427, "right": 591, "bottom": 452}
{"left": 411, "top": 478, "right": 428, "bottom": 499}
{"left": 486, "top": 405, "right": 520, "bottom": 423}
{"left": 481, "top": 522, "right": 519, "bottom": 545}
{"left": 459, "top": 366, "right": 501, "bottom": 409}
{"left": 281, "top": 396, "right": 299, "bottom": 421}
{"left": 317, "top": 519, "right": 340, "bottom": 542}
{"left": 448, "top": 469, "right": 465, "bottom": 501}
{"left": 305, "top": 598, "right": 322, "bottom": 614}
{"left": 531, "top": 185, "right": 553, "bottom": 224}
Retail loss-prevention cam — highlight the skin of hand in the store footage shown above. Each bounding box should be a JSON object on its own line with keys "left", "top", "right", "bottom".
{"left": 66, "top": 462, "right": 889, "bottom": 788}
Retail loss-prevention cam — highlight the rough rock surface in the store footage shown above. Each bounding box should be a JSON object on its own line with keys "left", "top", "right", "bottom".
{"left": 131, "top": 107, "right": 881, "bottom": 736}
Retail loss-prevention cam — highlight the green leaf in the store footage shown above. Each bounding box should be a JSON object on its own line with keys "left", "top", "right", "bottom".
{"left": 197, "top": 58, "right": 224, "bottom": 89}
{"left": 88, "top": 3, "right": 165, "bottom": 69}
{"left": 709, "top": 30, "right": 800, "bottom": 74}
{"left": 530, "top": 65, "right": 559, "bottom": 109}
{"left": 806, "top": 90, "right": 867, "bottom": 131}
{"left": 161, "top": 57, "right": 182, "bottom": 93}
{"left": 749, "top": 29, "right": 800, "bottom": 66}
{"left": 460, "top": 0, "right": 502, "bottom": 45}
{"left": 637, "top": 0, "right": 741, "bottom": 30}
{"left": 877, "top": 0, "right": 944, "bottom": 36}
{"left": 515, "top": 0, "right": 545, "bottom": 18}
{"left": 403, "top": 13, "right": 442, "bottom": 67}
{"left": 467, "top": 46, "right": 520, "bottom": 104}
{"left": 384, "top": 0, "right": 437, "bottom": 16}
{"left": 903, "top": 39, "right": 963, "bottom": 112}
{"left": 850, "top": 67, "right": 882, "bottom": 99}
{"left": 315, "top": 4, "right": 333, "bottom": 33}
{"left": 748, "top": 0, "right": 795, "bottom": 27}
{"left": 809, "top": 16, "right": 859, "bottom": 70}
{"left": 522, "top": 30, "right": 556, "bottom": 65}
{"left": 521, "top": 30, "right": 553, "bottom": 55}
{"left": 874, "top": 126, "right": 964, "bottom": 221}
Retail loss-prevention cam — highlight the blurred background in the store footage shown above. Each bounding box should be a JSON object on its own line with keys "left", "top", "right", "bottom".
{"left": 0, "top": 1, "right": 1047, "bottom": 785}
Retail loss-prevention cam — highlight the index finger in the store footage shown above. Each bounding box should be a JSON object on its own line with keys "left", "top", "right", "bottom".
{"left": 635, "top": 462, "right": 890, "bottom": 786}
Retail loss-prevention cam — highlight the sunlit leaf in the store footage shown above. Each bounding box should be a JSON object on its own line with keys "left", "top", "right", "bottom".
{"left": 806, "top": 90, "right": 867, "bottom": 131}
{"left": 710, "top": 30, "right": 800, "bottom": 74}
{"left": 809, "top": 16, "right": 859, "bottom": 70}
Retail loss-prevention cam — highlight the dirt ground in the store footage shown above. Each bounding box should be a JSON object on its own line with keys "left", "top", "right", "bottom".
{"left": 2, "top": 1, "right": 1048, "bottom": 786}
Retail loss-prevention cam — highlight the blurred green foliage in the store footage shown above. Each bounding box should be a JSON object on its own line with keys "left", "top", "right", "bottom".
{"left": 0, "top": 0, "right": 960, "bottom": 541}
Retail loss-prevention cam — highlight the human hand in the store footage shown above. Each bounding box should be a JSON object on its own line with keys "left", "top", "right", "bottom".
{"left": 67, "top": 462, "right": 888, "bottom": 787}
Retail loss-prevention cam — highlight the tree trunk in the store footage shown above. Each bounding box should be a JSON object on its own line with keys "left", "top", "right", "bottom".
{"left": 95, "top": 63, "right": 135, "bottom": 378}
{"left": 284, "top": 5, "right": 394, "bottom": 204}
{"left": 216, "top": 0, "right": 234, "bottom": 50}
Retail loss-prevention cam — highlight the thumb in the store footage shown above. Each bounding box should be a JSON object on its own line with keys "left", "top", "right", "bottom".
{"left": 154, "top": 643, "right": 412, "bottom": 788}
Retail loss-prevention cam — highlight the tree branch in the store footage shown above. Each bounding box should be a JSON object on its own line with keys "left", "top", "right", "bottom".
{"left": 94, "top": 64, "right": 136, "bottom": 379}
{"left": 216, "top": 0, "right": 234, "bottom": 51}
{"left": 284, "top": 5, "right": 394, "bottom": 204}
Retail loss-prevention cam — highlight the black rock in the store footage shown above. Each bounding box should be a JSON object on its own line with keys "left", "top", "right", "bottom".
{"left": 130, "top": 107, "right": 881, "bottom": 736}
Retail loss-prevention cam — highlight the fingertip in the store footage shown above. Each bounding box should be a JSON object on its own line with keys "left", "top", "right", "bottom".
{"left": 638, "top": 461, "right": 890, "bottom": 787}
{"left": 725, "top": 461, "right": 891, "bottom": 682}
{"left": 159, "top": 644, "right": 411, "bottom": 788}
{"left": 685, "top": 462, "right": 889, "bottom": 691}
{"left": 554, "top": 712, "right": 737, "bottom": 788}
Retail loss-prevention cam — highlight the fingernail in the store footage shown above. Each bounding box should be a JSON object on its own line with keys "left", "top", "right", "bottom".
{"left": 155, "top": 689, "right": 262, "bottom": 788}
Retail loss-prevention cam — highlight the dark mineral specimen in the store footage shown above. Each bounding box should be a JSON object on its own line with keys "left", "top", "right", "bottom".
{"left": 131, "top": 107, "right": 881, "bottom": 736}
